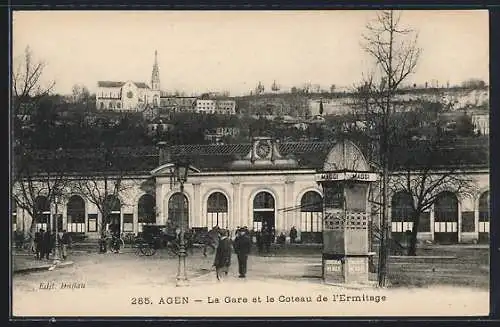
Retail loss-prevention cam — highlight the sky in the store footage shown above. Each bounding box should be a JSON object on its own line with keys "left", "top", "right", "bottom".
{"left": 12, "top": 10, "right": 489, "bottom": 96}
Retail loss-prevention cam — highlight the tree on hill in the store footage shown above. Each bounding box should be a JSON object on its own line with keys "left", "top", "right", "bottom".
{"left": 12, "top": 46, "right": 55, "bottom": 114}
{"left": 71, "top": 84, "right": 94, "bottom": 111}
{"left": 461, "top": 78, "right": 486, "bottom": 89}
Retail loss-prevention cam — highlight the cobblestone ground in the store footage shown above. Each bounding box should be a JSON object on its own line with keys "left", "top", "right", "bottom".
{"left": 12, "top": 248, "right": 489, "bottom": 317}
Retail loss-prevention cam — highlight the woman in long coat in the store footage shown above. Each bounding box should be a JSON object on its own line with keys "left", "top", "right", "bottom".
{"left": 213, "top": 229, "right": 232, "bottom": 281}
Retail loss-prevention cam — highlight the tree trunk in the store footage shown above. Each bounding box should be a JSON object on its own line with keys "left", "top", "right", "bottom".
{"left": 407, "top": 212, "right": 421, "bottom": 256}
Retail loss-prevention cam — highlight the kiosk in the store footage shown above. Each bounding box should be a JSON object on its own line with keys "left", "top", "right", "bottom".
{"left": 317, "top": 140, "right": 377, "bottom": 284}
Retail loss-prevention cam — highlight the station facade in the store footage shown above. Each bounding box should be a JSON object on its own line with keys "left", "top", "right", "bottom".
{"left": 12, "top": 137, "right": 490, "bottom": 244}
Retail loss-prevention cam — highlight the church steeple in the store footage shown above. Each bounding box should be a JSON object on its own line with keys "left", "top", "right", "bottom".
{"left": 151, "top": 50, "right": 160, "bottom": 91}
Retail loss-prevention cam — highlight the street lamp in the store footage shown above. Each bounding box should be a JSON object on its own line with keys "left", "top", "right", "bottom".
{"left": 52, "top": 192, "right": 62, "bottom": 264}
{"left": 174, "top": 158, "right": 190, "bottom": 287}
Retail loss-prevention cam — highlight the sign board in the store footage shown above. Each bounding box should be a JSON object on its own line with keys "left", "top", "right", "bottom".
{"left": 315, "top": 171, "right": 378, "bottom": 182}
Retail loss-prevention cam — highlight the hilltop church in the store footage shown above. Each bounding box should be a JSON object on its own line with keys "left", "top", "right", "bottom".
{"left": 95, "top": 51, "right": 161, "bottom": 111}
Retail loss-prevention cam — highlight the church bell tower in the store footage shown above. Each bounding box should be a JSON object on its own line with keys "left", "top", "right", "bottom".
{"left": 151, "top": 50, "right": 160, "bottom": 91}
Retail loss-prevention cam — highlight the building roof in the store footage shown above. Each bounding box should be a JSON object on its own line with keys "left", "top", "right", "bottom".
{"left": 15, "top": 146, "right": 159, "bottom": 176}
{"left": 15, "top": 137, "right": 489, "bottom": 176}
{"left": 97, "top": 81, "right": 150, "bottom": 89}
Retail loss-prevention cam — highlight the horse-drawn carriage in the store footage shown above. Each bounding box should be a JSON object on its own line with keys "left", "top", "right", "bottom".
{"left": 134, "top": 224, "right": 219, "bottom": 257}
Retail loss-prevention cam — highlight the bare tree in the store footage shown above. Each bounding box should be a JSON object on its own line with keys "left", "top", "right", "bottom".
{"left": 390, "top": 136, "right": 478, "bottom": 256}
{"left": 12, "top": 46, "right": 55, "bottom": 114}
{"left": 71, "top": 83, "right": 93, "bottom": 111}
{"left": 356, "top": 10, "right": 421, "bottom": 287}
{"left": 71, "top": 148, "right": 132, "bottom": 252}
{"left": 12, "top": 148, "right": 68, "bottom": 246}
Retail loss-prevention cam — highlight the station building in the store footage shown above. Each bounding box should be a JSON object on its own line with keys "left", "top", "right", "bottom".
{"left": 12, "top": 137, "right": 490, "bottom": 244}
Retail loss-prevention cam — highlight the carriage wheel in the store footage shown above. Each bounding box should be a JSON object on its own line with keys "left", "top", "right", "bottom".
{"left": 140, "top": 245, "right": 156, "bottom": 256}
{"left": 167, "top": 243, "right": 180, "bottom": 257}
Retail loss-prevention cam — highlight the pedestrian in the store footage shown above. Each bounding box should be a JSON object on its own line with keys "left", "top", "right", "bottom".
{"left": 35, "top": 229, "right": 43, "bottom": 260}
{"left": 43, "top": 229, "right": 52, "bottom": 260}
{"left": 111, "top": 226, "right": 121, "bottom": 253}
{"left": 234, "top": 227, "right": 251, "bottom": 278}
{"left": 290, "top": 226, "right": 297, "bottom": 244}
{"left": 261, "top": 225, "right": 271, "bottom": 254}
{"left": 256, "top": 230, "right": 263, "bottom": 254}
{"left": 60, "top": 230, "right": 72, "bottom": 260}
{"left": 105, "top": 228, "right": 112, "bottom": 253}
{"left": 213, "top": 229, "right": 232, "bottom": 281}
{"left": 277, "top": 232, "right": 286, "bottom": 245}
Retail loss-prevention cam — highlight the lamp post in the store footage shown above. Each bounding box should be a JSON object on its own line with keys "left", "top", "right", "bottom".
{"left": 53, "top": 192, "right": 62, "bottom": 264}
{"left": 175, "top": 160, "right": 189, "bottom": 287}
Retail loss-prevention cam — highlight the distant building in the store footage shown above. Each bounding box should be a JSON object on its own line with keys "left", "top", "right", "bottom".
{"left": 195, "top": 99, "right": 236, "bottom": 115}
{"left": 160, "top": 96, "right": 197, "bottom": 113}
{"left": 471, "top": 112, "right": 489, "bottom": 135}
{"left": 196, "top": 99, "right": 217, "bottom": 114}
{"left": 95, "top": 51, "right": 161, "bottom": 111}
{"left": 204, "top": 127, "right": 240, "bottom": 143}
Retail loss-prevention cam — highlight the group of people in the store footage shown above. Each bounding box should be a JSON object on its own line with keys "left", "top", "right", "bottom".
{"left": 255, "top": 222, "right": 275, "bottom": 254}
{"left": 34, "top": 229, "right": 72, "bottom": 260}
{"left": 212, "top": 226, "right": 252, "bottom": 280}
{"left": 103, "top": 225, "right": 122, "bottom": 253}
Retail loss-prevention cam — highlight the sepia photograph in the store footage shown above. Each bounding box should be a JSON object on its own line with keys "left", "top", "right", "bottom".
{"left": 10, "top": 9, "right": 490, "bottom": 318}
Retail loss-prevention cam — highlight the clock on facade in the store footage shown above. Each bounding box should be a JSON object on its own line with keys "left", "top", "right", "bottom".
{"left": 256, "top": 140, "right": 271, "bottom": 158}
{"left": 127, "top": 91, "right": 134, "bottom": 99}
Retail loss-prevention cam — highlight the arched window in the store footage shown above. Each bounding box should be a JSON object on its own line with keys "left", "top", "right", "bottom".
{"left": 253, "top": 192, "right": 274, "bottom": 210}
{"left": 300, "top": 191, "right": 323, "bottom": 233}
{"left": 168, "top": 193, "right": 189, "bottom": 229}
{"left": 207, "top": 192, "right": 228, "bottom": 229}
{"left": 117, "top": 102, "right": 121, "bottom": 109}
{"left": 12, "top": 198, "right": 17, "bottom": 231}
{"left": 67, "top": 195, "right": 86, "bottom": 233}
{"left": 479, "top": 191, "right": 490, "bottom": 235}
{"left": 35, "top": 196, "right": 50, "bottom": 232}
{"left": 104, "top": 195, "right": 121, "bottom": 232}
{"left": 434, "top": 191, "right": 458, "bottom": 243}
{"left": 100, "top": 102, "right": 105, "bottom": 110}
{"left": 253, "top": 191, "right": 275, "bottom": 231}
{"left": 391, "top": 192, "right": 413, "bottom": 234}
{"left": 109, "top": 102, "right": 114, "bottom": 109}
{"left": 138, "top": 194, "right": 156, "bottom": 232}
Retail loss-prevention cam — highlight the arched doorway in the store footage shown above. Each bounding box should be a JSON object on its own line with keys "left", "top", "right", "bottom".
{"left": 207, "top": 192, "right": 229, "bottom": 229}
{"left": 67, "top": 195, "right": 86, "bottom": 233}
{"left": 104, "top": 195, "right": 121, "bottom": 234}
{"left": 434, "top": 191, "right": 458, "bottom": 244}
{"left": 391, "top": 191, "right": 413, "bottom": 243}
{"left": 300, "top": 191, "right": 323, "bottom": 243}
{"left": 478, "top": 191, "right": 490, "bottom": 243}
{"left": 168, "top": 193, "right": 189, "bottom": 229}
{"left": 138, "top": 194, "right": 156, "bottom": 233}
{"left": 34, "top": 196, "right": 50, "bottom": 232}
{"left": 253, "top": 191, "right": 275, "bottom": 232}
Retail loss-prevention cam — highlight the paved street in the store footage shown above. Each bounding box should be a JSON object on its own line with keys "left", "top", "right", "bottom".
{"left": 12, "top": 248, "right": 489, "bottom": 317}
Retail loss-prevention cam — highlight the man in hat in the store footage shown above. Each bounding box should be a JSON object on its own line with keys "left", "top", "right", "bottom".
{"left": 234, "top": 226, "right": 251, "bottom": 278}
{"left": 213, "top": 229, "right": 232, "bottom": 281}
